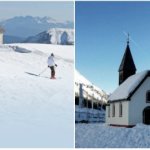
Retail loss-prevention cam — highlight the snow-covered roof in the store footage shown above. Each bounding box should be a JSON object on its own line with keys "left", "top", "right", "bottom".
{"left": 109, "top": 70, "right": 150, "bottom": 102}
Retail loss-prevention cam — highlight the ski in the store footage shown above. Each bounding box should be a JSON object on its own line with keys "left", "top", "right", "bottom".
{"left": 25, "top": 72, "right": 61, "bottom": 79}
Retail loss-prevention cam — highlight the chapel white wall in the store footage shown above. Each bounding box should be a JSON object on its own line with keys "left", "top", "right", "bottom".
{"left": 106, "top": 101, "right": 129, "bottom": 125}
{"left": 129, "top": 77, "right": 150, "bottom": 125}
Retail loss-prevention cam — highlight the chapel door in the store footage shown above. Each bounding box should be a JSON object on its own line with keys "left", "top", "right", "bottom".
{"left": 143, "top": 107, "right": 150, "bottom": 125}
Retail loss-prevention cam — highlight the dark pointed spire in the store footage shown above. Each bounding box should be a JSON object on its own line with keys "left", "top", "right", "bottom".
{"left": 118, "top": 35, "right": 136, "bottom": 85}
{"left": 127, "top": 33, "right": 129, "bottom": 45}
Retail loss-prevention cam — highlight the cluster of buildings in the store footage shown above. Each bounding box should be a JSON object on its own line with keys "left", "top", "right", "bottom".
{"left": 75, "top": 70, "right": 108, "bottom": 110}
{"left": 75, "top": 71, "right": 108, "bottom": 122}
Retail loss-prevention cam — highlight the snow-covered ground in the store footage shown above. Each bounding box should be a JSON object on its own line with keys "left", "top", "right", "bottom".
{"left": 0, "top": 43, "right": 74, "bottom": 147}
{"left": 76, "top": 123, "right": 150, "bottom": 148}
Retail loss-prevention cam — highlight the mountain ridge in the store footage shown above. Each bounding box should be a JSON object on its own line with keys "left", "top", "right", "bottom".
{"left": 0, "top": 16, "right": 74, "bottom": 38}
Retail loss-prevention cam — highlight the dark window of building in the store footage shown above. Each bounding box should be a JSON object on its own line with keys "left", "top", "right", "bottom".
{"left": 98, "top": 103, "right": 102, "bottom": 108}
{"left": 83, "top": 99, "right": 88, "bottom": 107}
{"left": 112, "top": 103, "right": 115, "bottom": 117}
{"left": 146, "top": 91, "right": 150, "bottom": 103}
{"left": 88, "top": 100, "right": 92, "bottom": 108}
{"left": 119, "top": 103, "right": 123, "bottom": 117}
{"left": 102, "top": 105, "right": 106, "bottom": 110}
{"left": 93, "top": 102, "right": 98, "bottom": 109}
{"left": 75, "top": 97, "right": 79, "bottom": 105}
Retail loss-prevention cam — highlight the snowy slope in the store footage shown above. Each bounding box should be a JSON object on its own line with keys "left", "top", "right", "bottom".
{"left": 0, "top": 43, "right": 74, "bottom": 147}
{"left": 25, "top": 28, "right": 74, "bottom": 45}
{"left": 75, "top": 70, "right": 108, "bottom": 103}
{"left": 76, "top": 123, "right": 150, "bottom": 148}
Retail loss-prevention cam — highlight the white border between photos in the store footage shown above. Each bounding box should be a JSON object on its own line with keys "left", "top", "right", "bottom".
{"left": 73, "top": 0, "right": 75, "bottom": 149}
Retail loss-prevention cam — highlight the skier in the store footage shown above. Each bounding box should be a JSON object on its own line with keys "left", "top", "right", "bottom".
{"left": 47, "top": 53, "right": 57, "bottom": 79}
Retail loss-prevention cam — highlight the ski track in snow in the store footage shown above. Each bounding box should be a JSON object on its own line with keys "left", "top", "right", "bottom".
{"left": 0, "top": 44, "right": 74, "bottom": 147}
{"left": 75, "top": 123, "right": 150, "bottom": 148}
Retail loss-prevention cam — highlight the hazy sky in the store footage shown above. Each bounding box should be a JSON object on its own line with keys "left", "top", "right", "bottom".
{"left": 76, "top": 2, "right": 150, "bottom": 93}
{"left": 0, "top": 1, "right": 74, "bottom": 22}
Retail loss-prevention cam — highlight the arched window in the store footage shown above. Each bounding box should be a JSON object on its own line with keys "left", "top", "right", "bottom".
{"left": 146, "top": 91, "right": 150, "bottom": 103}
{"left": 112, "top": 103, "right": 115, "bottom": 117}
{"left": 119, "top": 102, "right": 123, "bottom": 117}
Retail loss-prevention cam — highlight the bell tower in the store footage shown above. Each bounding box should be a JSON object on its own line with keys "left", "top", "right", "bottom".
{"left": 118, "top": 34, "right": 136, "bottom": 85}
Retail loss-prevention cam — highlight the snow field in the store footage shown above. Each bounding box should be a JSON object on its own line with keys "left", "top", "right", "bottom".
{"left": 75, "top": 123, "right": 150, "bottom": 148}
{"left": 0, "top": 43, "right": 74, "bottom": 147}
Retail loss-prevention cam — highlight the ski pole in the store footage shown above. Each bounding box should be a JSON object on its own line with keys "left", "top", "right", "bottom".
{"left": 38, "top": 67, "right": 48, "bottom": 76}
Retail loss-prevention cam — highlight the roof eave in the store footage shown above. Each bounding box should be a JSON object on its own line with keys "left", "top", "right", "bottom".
{"left": 108, "top": 98, "right": 130, "bottom": 103}
{"left": 109, "top": 71, "right": 150, "bottom": 103}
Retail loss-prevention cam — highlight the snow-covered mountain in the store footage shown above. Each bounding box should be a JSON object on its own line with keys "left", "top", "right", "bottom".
{"left": 0, "top": 16, "right": 74, "bottom": 39}
{"left": 24, "top": 28, "right": 74, "bottom": 45}
{"left": 75, "top": 70, "right": 108, "bottom": 104}
{"left": 0, "top": 43, "right": 74, "bottom": 147}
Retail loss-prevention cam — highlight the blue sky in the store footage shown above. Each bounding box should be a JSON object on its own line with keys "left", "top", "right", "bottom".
{"left": 0, "top": 1, "right": 74, "bottom": 22}
{"left": 76, "top": 2, "right": 150, "bottom": 93}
